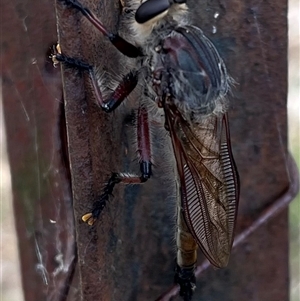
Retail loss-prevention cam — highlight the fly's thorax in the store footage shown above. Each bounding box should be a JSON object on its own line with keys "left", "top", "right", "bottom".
{"left": 158, "top": 26, "right": 230, "bottom": 121}
{"left": 123, "top": 2, "right": 231, "bottom": 121}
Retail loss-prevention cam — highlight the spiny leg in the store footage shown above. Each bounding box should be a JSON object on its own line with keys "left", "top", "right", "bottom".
{"left": 82, "top": 107, "right": 152, "bottom": 225}
{"left": 52, "top": 45, "right": 138, "bottom": 112}
{"left": 57, "top": 0, "right": 142, "bottom": 58}
{"left": 52, "top": 47, "right": 142, "bottom": 225}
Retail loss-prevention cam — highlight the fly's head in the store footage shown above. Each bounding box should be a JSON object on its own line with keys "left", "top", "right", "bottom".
{"left": 125, "top": 0, "right": 189, "bottom": 46}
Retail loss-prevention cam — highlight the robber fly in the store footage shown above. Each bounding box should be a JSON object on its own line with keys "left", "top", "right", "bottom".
{"left": 53, "top": 0, "right": 240, "bottom": 300}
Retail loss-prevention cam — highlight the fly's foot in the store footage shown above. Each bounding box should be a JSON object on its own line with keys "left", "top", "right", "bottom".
{"left": 81, "top": 196, "right": 108, "bottom": 226}
{"left": 82, "top": 173, "right": 121, "bottom": 225}
{"left": 51, "top": 43, "right": 92, "bottom": 71}
{"left": 174, "top": 265, "right": 196, "bottom": 301}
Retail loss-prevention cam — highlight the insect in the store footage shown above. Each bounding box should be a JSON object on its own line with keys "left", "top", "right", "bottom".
{"left": 53, "top": 0, "right": 240, "bottom": 300}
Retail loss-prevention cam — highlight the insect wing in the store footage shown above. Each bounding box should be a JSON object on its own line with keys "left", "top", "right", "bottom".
{"left": 166, "top": 109, "right": 239, "bottom": 268}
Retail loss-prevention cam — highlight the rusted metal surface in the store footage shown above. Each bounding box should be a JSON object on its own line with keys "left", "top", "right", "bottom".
{"left": 1, "top": 0, "right": 78, "bottom": 300}
{"left": 2, "top": 0, "right": 297, "bottom": 300}
{"left": 54, "top": 0, "right": 294, "bottom": 300}
{"left": 56, "top": 0, "right": 295, "bottom": 299}
{"left": 55, "top": 1, "right": 176, "bottom": 299}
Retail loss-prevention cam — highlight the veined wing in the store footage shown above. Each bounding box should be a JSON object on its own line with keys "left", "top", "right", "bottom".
{"left": 165, "top": 106, "right": 239, "bottom": 268}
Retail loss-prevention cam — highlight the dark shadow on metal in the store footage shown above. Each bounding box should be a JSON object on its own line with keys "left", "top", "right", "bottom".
{"left": 155, "top": 154, "right": 299, "bottom": 301}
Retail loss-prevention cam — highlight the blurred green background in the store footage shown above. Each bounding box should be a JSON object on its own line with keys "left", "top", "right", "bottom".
{"left": 288, "top": 0, "right": 300, "bottom": 300}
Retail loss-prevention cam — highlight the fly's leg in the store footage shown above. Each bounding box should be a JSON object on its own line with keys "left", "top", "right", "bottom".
{"left": 81, "top": 171, "right": 149, "bottom": 226}
{"left": 136, "top": 107, "right": 152, "bottom": 177}
{"left": 52, "top": 45, "right": 138, "bottom": 112}
{"left": 52, "top": 47, "right": 143, "bottom": 224}
{"left": 82, "top": 107, "right": 152, "bottom": 225}
{"left": 57, "top": 0, "right": 142, "bottom": 58}
{"left": 175, "top": 207, "right": 197, "bottom": 301}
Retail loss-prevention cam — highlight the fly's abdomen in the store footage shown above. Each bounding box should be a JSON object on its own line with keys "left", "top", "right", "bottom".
{"left": 176, "top": 205, "right": 198, "bottom": 268}
{"left": 175, "top": 204, "right": 198, "bottom": 298}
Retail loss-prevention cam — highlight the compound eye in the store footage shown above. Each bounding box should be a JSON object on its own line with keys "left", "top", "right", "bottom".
{"left": 135, "top": 0, "right": 170, "bottom": 24}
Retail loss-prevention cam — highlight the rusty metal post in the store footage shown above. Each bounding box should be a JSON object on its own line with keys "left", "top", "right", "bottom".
{"left": 54, "top": 0, "right": 177, "bottom": 299}
{"left": 2, "top": 0, "right": 298, "bottom": 300}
